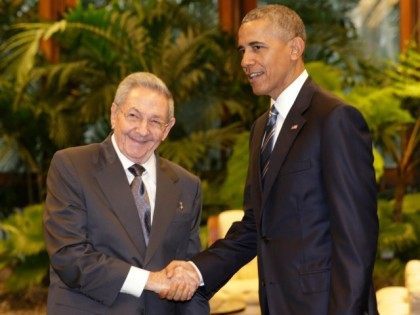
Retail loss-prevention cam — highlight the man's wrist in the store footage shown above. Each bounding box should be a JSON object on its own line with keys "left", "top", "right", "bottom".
{"left": 188, "top": 261, "right": 204, "bottom": 286}
{"left": 120, "top": 266, "right": 149, "bottom": 297}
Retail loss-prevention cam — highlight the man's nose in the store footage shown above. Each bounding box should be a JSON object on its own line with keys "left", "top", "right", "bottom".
{"left": 135, "top": 118, "right": 149, "bottom": 135}
{"left": 240, "top": 51, "right": 254, "bottom": 70}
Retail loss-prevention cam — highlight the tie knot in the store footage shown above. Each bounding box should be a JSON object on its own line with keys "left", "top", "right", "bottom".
{"left": 269, "top": 105, "right": 279, "bottom": 117}
{"left": 128, "top": 164, "right": 145, "bottom": 177}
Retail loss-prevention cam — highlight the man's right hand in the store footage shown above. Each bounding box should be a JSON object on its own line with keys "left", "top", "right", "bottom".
{"left": 145, "top": 260, "right": 200, "bottom": 301}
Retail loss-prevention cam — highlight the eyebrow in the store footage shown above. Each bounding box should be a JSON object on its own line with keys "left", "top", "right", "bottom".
{"left": 237, "top": 41, "right": 265, "bottom": 49}
{"left": 126, "top": 107, "right": 166, "bottom": 119}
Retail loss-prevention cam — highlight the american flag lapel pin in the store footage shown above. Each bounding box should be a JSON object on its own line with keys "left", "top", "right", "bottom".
{"left": 291, "top": 124, "right": 299, "bottom": 130}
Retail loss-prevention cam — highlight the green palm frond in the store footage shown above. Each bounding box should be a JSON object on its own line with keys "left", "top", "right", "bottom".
{"left": 388, "top": 44, "right": 420, "bottom": 98}
{"left": 0, "top": 137, "right": 21, "bottom": 172}
{"left": 218, "top": 132, "right": 249, "bottom": 209}
{"left": 4, "top": 252, "right": 49, "bottom": 292}
{"left": 0, "top": 26, "right": 44, "bottom": 88}
{"left": 307, "top": 61, "right": 344, "bottom": 94}
{"left": 377, "top": 199, "right": 418, "bottom": 253}
{"left": 31, "top": 60, "right": 89, "bottom": 90}
{"left": 153, "top": 28, "right": 217, "bottom": 100}
{"left": 346, "top": 86, "right": 413, "bottom": 140}
{"left": 0, "top": 204, "right": 48, "bottom": 292}
{"left": 0, "top": 204, "right": 45, "bottom": 261}
{"left": 373, "top": 147, "right": 384, "bottom": 182}
{"left": 159, "top": 125, "right": 240, "bottom": 170}
{"left": 402, "top": 193, "right": 420, "bottom": 214}
{"left": 80, "top": 82, "right": 118, "bottom": 122}
{"left": 374, "top": 258, "right": 405, "bottom": 288}
{"left": 305, "top": 61, "right": 414, "bottom": 144}
{"left": 45, "top": 98, "right": 81, "bottom": 147}
{"left": 379, "top": 222, "right": 417, "bottom": 252}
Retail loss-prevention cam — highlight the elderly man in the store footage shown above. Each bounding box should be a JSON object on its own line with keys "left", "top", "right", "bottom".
{"left": 44, "top": 72, "right": 208, "bottom": 314}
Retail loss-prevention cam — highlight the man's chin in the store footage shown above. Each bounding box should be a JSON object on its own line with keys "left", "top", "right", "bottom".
{"left": 126, "top": 149, "right": 152, "bottom": 164}
{"left": 251, "top": 87, "right": 265, "bottom": 96}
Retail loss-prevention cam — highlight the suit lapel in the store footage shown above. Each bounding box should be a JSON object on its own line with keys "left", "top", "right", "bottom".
{"left": 144, "top": 157, "right": 180, "bottom": 265}
{"left": 261, "top": 79, "right": 315, "bottom": 204}
{"left": 94, "top": 137, "right": 147, "bottom": 258}
{"left": 250, "top": 114, "right": 268, "bottom": 221}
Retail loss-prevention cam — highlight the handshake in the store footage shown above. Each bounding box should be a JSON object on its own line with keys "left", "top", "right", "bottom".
{"left": 145, "top": 260, "right": 201, "bottom": 301}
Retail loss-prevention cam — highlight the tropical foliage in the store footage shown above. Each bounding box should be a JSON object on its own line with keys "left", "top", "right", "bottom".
{"left": 0, "top": 204, "right": 47, "bottom": 292}
{"left": 374, "top": 193, "right": 420, "bottom": 288}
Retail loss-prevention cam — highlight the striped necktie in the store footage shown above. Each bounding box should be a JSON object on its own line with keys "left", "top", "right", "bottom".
{"left": 128, "top": 164, "right": 151, "bottom": 245}
{"left": 260, "top": 106, "right": 279, "bottom": 186}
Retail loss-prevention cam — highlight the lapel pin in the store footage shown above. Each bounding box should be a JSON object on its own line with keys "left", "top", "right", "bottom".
{"left": 291, "top": 124, "right": 298, "bottom": 130}
{"left": 179, "top": 201, "right": 184, "bottom": 212}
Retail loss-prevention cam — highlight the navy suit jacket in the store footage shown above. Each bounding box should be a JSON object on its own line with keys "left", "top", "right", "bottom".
{"left": 193, "top": 78, "right": 378, "bottom": 315}
{"left": 44, "top": 136, "right": 209, "bottom": 314}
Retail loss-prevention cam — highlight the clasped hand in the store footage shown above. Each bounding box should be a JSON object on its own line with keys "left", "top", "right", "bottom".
{"left": 145, "top": 261, "right": 200, "bottom": 301}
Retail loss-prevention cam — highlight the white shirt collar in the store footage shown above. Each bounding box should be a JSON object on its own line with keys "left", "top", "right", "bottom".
{"left": 111, "top": 134, "right": 156, "bottom": 183}
{"left": 272, "top": 69, "right": 309, "bottom": 118}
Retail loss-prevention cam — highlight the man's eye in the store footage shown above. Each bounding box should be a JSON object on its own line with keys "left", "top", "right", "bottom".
{"left": 238, "top": 48, "right": 245, "bottom": 55}
{"left": 127, "top": 113, "right": 139, "bottom": 120}
{"left": 252, "top": 45, "right": 262, "bottom": 50}
{"left": 150, "top": 119, "right": 162, "bottom": 127}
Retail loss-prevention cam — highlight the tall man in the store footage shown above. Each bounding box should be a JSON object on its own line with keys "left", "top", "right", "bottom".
{"left": 166, "top": 4, "right": 379, "bottom": 315}
{"left": 44, "top": 72, "right": 208, "bottom": 314}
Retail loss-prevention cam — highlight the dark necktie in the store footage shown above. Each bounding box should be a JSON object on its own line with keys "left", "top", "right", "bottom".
{"left": 260, "top": 106, "right": 279, "bottom": 185}
{"left": 128, "top": 164, "right": 151, "bottom": 245}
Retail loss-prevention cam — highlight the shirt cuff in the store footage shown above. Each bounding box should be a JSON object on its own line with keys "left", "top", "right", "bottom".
{"left": 120, "top": 266, "right": 149, "bottom": 297}
{"left": 188, "top": 261, "right": 204, "bottom": 286}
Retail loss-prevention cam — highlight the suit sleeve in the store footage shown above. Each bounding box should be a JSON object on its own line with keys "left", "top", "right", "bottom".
{"left": 185, "top": 178, "right": 203, "bottom": 259}
{"left": 191, "top": 123, "right": 258, "bottom": 297}
{"left": 321, "top": 105, "right": 378, "bottom": 314}
{"left": 44, "top": 151, "right": 131, "bottom": 306}
{"left": 176, "top": 178, "right": 210, "bottom": 314}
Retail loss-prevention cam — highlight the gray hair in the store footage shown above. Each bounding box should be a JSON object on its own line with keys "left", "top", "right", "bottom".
{"left": 113, "top": 72, "right": 175, "bottom": 119}
{"left": 242, "top": 4, "right": 306, "bottom": 42}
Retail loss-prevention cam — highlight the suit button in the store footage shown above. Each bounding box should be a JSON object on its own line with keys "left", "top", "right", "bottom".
{"left": 261, "top": 280, "right": 266, "bottom": 287}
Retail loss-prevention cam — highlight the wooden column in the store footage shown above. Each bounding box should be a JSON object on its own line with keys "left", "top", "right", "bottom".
{"left": 400, "top": 0, "right": 419, "bottom": 51}
{"left": 241, "top": 0, "right": 257, "bottom": 17}
{"left": 38, "top": 0, "right": 77, "bottom": 63}
{"left": 218, "top": 0, "right": 257, "bottom": 35}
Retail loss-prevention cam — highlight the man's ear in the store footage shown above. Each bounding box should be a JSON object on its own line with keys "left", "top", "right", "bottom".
{"left": 162, "top": 117, "right": 176, "bottom": 141}
{"left": 110, "top": 102, "right": 117, "bottom": 129}
{"left": 290, "top": 37, "right": 305, "bottom": 60}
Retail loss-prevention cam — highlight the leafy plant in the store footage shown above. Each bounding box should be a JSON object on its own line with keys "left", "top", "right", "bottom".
{"left": 377, "top": 199, "right": 417, "bottom": 254}
{"left": 217, "top": 132, "right": 249, "bottom": 209}
{"left": 373, "top": 258, "right": 405, "bottom": 289}
{"left": 0, "top": 204, "right": 48, "bottom": 292}
{"left": 374, "top": 193, "right": 420, "bottom": 288}
{"left": 308, "top": 55, "right": 419, "bottom": 223}
{"left": 382, "top": 45, "right": 420, "bottom": 222}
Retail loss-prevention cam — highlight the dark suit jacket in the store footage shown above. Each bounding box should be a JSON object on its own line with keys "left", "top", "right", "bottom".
{"left": 193, "top": 78, "right": 378, "bottom": 315}
{"left": 44, "top": 136, "right": 209, "bottom": 315}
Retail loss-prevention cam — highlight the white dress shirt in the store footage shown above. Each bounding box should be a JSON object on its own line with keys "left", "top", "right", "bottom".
{"left": 271, "top": 69, "right": 308, "bottom": 148}
{"left": 111, "top": 135, "right": 155, "bottom": 297}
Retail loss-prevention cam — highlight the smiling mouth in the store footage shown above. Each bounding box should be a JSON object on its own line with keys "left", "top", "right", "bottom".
{"left": 128, "top": 134, "right": 151, "bottom": 144}
{"left": 248, "top": 71, "right": 264, "bottom": 81}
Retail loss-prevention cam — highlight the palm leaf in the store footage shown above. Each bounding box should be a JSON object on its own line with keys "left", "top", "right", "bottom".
{"left": 159, "top": 125, "right": 240, "bottom": 170}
